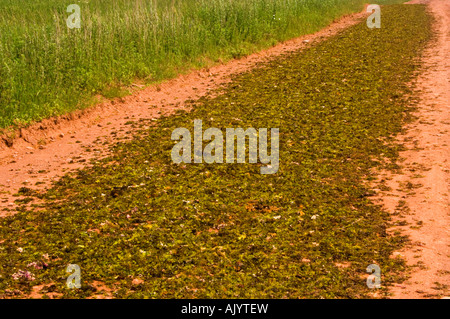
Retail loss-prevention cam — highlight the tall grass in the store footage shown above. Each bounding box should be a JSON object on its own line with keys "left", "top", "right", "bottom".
{"left": 0, "top": 0, "right": 404, "bottom": 128}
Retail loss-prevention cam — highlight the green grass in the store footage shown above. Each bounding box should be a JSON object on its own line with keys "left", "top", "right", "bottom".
{"left": 0, "top": 4, "right": 432, "bottom": 298}
{"left": 0, "top": 0, "right": 405, "bottom": 129}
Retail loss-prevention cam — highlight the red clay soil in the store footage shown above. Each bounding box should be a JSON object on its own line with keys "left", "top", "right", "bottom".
{"left": 0, "top": 8, "right": 372, "bottom": 216}
{"left": 374, "top": 0, "right": 449, "bottom": 299}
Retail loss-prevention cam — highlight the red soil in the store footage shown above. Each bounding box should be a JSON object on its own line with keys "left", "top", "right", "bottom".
{"left": 0, "top": 1, "right": 448, "bottom": 299}
{"left": 376, "top": 0, "right": 449, "bottom": 299}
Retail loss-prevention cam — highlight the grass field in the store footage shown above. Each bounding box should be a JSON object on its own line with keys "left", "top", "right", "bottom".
{"left": 0, "top": 4, "right": 432, "bottom": 298}
{"left": 0, "top": 0, "right": 405, "bottom": 129}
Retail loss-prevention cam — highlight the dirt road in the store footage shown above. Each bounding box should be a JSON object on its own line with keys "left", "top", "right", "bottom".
{"left": 0, "top": 1, "right": 448, "bottom": 299}
{"left": 380, "top": 0, "right": 449, "bottom": 299}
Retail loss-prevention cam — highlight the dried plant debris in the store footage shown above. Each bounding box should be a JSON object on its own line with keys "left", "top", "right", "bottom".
{"left": 0, "top": 5, "right": 432, "bottom": 298}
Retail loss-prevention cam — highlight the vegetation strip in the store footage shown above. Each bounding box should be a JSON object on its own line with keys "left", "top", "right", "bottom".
{"left": 0, "top": 4, "right": 432, "bottom": 298}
